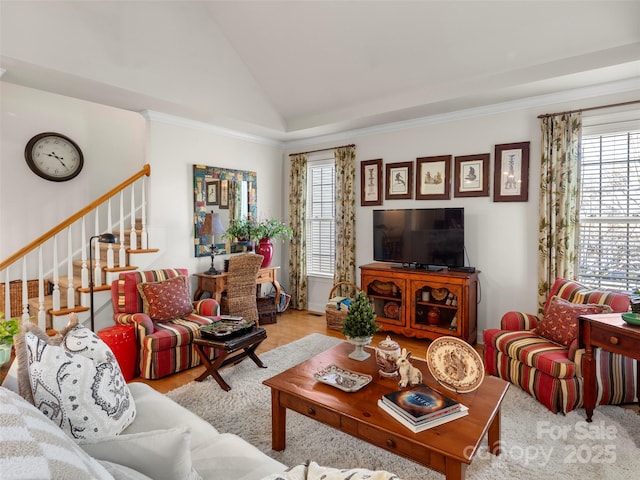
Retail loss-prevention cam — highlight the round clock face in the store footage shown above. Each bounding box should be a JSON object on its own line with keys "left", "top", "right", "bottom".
{"left": 24, "top": 132, "right": 84, "bottom": 182}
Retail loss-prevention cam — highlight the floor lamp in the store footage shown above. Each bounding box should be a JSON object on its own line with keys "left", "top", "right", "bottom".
{"left": 89, "top": 233, "right": 118, "bottom": 331}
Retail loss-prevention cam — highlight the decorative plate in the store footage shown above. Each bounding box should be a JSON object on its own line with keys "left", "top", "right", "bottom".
{"left": 370, "top": 280, "right": 395, "bottom": 296}
{"left": 431, "top": 287, "right": 449, "bottom": 301}
{"left": 383, "top": 301, "right": 400, "bottom": 319}
{"left": 314, "top": 364, "right": 373, "bottom": 392}
{"left": 621, "top": 313, "right": 640, "bottom": 326}
{"left": 426, "top": 336, "right": 484, "bottom": 393}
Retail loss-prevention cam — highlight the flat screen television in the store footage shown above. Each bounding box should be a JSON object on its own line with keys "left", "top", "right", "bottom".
{"left": 373, "top": 208, "right": 465, "bottom": 269}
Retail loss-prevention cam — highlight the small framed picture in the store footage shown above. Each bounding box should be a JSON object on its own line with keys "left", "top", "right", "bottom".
{"left": 416, "top": 155, "right": 451, "bottom": 200}
{"left": 493, "top": 142, "right": 530, "bottom": 202}
{"left": 361, "top": 159, "right": 383, "bottom": 206}
{"left": 454, "top": 153, "right": 490, "bottom": 198}
{"left": 206, "top": 180, "right": 220, "bottom": 205}
{"left": 219, "top": 180, "right": 229, "bottom": 209}
{"left": 385, "top": 161, "right": 413, "bottom": 200}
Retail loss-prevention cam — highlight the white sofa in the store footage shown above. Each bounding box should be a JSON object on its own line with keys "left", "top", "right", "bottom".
{"left": 1, "top": 318, "right": 402, "bottom": 480}
{"left": 1, "top": 366, "right": 286, "bottom": 480}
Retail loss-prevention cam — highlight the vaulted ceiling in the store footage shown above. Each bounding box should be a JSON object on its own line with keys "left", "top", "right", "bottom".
{"left": 2, "top": 1, "right": 639, "bottom": 142}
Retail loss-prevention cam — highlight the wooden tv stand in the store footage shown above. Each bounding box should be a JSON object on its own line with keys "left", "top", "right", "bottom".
{"left": 360, "top": 262, "right": 479, "bottom": 344}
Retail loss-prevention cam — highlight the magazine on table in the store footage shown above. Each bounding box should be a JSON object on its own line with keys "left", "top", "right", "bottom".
{"left": 378, "top": 400, "right": 469, "bottom": 433}
{"left": 381, "top": 383, "right": 461, "bottom": 423}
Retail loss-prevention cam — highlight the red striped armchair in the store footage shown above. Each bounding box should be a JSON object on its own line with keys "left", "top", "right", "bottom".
{"left": 483, "top": 277, "right": 636, "bottom": 414}
{"left": 111, "top": 268, "right": 220, "bottom": 379}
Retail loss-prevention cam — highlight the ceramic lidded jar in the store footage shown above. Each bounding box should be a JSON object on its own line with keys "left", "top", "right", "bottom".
{"left": 375, "top": 335, "right": 401, "bottom": 378}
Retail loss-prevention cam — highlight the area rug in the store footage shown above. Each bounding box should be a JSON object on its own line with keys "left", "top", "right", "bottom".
{"left": 167, "top": 334, "right": 640, "bottom": 479}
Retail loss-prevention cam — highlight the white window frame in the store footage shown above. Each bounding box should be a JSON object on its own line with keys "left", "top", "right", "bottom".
{"left": 578, "top": 112, "right": 640, "bottom": 292}
{"left": 306, "top": 153, "right": 336, "bottom": 278}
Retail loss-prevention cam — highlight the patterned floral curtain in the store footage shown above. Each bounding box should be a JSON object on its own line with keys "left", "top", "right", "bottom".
{"left": 538, "top": 113, "right": 582, "bottom": 312}
{"left": 334, "top": 146, "right": 357, "bottom": 295}
{"left": 288, "top": 154, "right": 308, "bottom": 309}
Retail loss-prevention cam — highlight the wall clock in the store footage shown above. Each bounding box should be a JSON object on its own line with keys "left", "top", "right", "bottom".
{"left": 24, "top": 132, "right": 84, "bottom": 182}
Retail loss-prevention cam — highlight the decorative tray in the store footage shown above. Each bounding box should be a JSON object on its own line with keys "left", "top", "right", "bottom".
{"left": 200, "top": 318, "right": 254, "bottom": 339}
{"left": 426, "top": 336, "right": 484, "bottom": 393}
{"left": 313, "top": 364, "right": 373, "bottom": 392}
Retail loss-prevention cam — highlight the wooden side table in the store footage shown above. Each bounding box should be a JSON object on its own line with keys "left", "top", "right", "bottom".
{"left": 579, "top": 313, "right": 640, "bottom": 421}
{"left": 193, "top": 327, "right": 267, "bottom": 391}
{"left": 193, "top": 265, "right": 281, "bottom": 305}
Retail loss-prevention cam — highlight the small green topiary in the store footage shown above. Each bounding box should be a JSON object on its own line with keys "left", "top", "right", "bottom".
{"left": 341, "top": 291, "right": 380, "bottom": 339}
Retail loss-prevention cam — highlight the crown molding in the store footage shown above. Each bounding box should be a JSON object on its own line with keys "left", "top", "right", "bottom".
{"left": 283, "top": 77, "right": 640, "bottom": 149}
{"left": 141, "top": 77, "right": 640, "bottom": 150}
{"left": 140, "top": 110, "right": 283, "bottom": 148}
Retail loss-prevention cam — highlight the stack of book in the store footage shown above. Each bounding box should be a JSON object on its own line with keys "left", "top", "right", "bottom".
{"left": 378, "top": 383, "right": 468, "bottom": 433}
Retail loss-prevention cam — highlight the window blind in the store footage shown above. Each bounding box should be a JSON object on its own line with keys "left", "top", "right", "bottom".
{"left": 578, "top": 129, "right": 640, "bottom": 291}
{"left": 306, "top": 161, "right": 336, "bottom": 276}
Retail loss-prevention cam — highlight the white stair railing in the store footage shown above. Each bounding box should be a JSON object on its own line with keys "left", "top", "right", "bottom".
{"left": 0, "top": 164, "right": 151, "bottom": 331}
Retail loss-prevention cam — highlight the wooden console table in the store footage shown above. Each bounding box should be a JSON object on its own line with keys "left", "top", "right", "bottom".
{"left": 579, "top": 313, "right": 640, "bottom": 422}
{"left": 193, "top": 265, "right": 280, "bottom": 305}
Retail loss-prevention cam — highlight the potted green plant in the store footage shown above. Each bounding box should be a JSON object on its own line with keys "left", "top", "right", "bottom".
{"left": 224, "top": 217, "right": 257, "bottom": 242}
{"left": 341, "top": 291, "right": 380, "bottom": 361}
{"left": 0, "top": 312, "right": 20, "bottom": 366}
{"left": 253, "top": 218, "right": 293, "bottom": 268}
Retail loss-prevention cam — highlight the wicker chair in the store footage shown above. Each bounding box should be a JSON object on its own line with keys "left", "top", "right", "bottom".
{"left": 220, "top": 253, "right": 264, "bottom": 324}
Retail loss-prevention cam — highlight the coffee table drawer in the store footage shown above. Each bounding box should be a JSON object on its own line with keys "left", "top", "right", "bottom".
{"left": 357, "top": 424, "right": 446, "bottom": 472}
{"left": 280, "top": 394, "right": 341, "bottom": 428}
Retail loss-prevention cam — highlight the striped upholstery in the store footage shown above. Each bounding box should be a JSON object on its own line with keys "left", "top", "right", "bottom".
{"left": 483, "top": 277, "right": 636, "bottom": 414}
{"left": 111, "top": 268, "right": 220, "bottom": 379}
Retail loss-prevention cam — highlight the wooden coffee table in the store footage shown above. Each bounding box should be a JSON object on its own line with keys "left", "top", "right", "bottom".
{"left": 263, "top": 342, "right": 509, "bottom": 480}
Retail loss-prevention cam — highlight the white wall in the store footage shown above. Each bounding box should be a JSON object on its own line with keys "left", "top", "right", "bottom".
{"left": 0, "top": 82, "right": 146, "bottom": 260}
{"left": 285, "top": 90, "right": 640, "bottom": 342}
{"left": 143, "top": 116, "right": 285, "bottom": 292}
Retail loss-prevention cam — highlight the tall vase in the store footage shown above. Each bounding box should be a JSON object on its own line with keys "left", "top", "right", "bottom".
{"left": 255, "top": 238, "right": 274, "bottom": 267}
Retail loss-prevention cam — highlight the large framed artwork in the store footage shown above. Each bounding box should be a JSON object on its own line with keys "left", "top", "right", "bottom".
{"left": 493, "top": 142, "right": 530, "bottom": 202}
{"left": 416, "top": 155, "right": 451, "bottom": 200}
{"left": 454, "top": 153, "right": 490, "bottom": 198}
{"left": 385, "top": 161, "right": 413, "bottom": 200}
{"left": 361, "top": 158, "right": 383, "bottom": 206}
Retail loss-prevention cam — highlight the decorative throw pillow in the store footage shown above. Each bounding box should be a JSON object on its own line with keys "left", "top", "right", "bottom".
{"left": 534, "top": 296, "right": 611, "bottom": 346}
{"left": 137, "top": 275, "right": 193, "bottom": 321}
{"left": 80, "top": 427, "right": 202, "bottom": 480}
{"left": 0, "top": 386, "right": 114, "bottom": 480}
{"left": 13, "top": 315, "right": 78, "bottom": 404}
{"left": 25, "top": 323, "right": 136, "bottom": 440}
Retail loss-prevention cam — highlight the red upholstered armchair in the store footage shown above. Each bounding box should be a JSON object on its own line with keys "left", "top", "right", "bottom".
{"left": 111, "top": 268, "right": 220, "bottom": 379}
{"left": 484, "top": 277, "right": 637, "bottom": 414}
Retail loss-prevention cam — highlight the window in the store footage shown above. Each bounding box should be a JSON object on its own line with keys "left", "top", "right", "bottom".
{"left": 578, "top": 126, "right": 640, "bottom": 292}
{"left": 306, "top": 155, "right": 336, "bottom": 276}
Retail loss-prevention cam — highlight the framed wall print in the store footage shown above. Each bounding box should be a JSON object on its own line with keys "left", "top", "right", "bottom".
{"left": 219, "top": 180, "right": 229, "bottom": 209}
{"left": 454, "top": 153, "right": 490, "bottom": 197}
{"left": 385, "top": 161, "right": 413, "bottom": 200}
{"left": 361, "top": 158, "right": 383, "bottom": 206}
{"left": 206, "top": 180, "right": 220, "bottom": 205}
{"left": 416, "top": 155, "right": 451, "bottom": 200}
{"left": 493, "top": 141, "right": 530, "bottom": 202}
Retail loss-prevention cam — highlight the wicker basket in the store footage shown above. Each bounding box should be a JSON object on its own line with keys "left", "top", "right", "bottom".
{"left": 325, "top": 281, "right": 361, "bottom": 331}
{"left": 0, "top": 280, "right": 39, "bottom": 318}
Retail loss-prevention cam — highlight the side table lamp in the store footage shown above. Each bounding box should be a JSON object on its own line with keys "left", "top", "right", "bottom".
{"left": 205, "top": 212, "right": 226, "bottom": 275}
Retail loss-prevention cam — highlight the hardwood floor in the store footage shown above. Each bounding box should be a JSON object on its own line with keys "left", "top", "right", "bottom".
{"left": 135, "top": 309, "right": 438, "bottom": 394}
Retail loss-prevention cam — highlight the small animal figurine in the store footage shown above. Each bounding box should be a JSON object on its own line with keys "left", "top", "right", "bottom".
{"left": 396, "top": 348, "right": 423, "bottom": 388}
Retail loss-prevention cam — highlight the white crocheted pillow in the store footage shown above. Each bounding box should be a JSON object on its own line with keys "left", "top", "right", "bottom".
{"left": 25, "top": 323, "right": 136, "bottom": 440}
{"left": 0, "top": 386, "right": 114, "bottom": 479}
